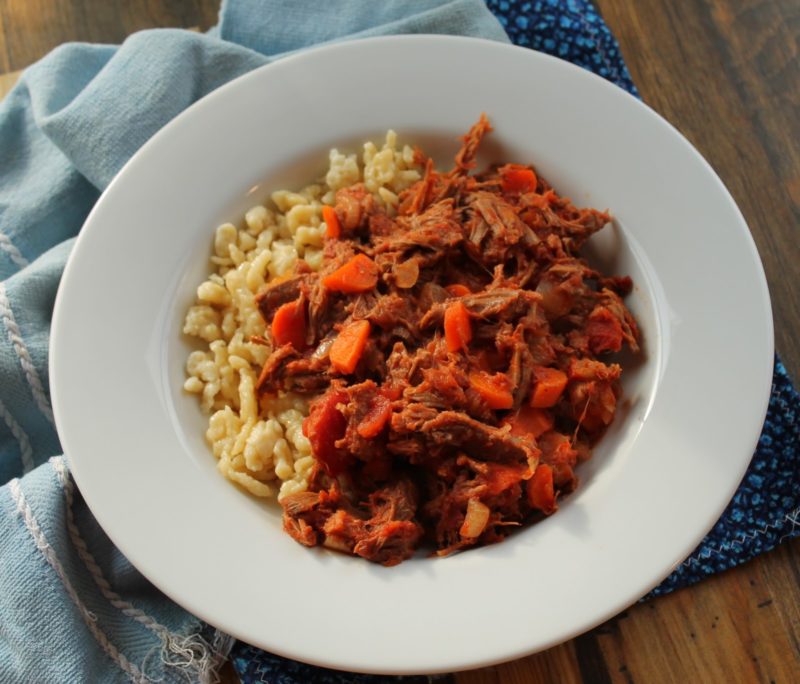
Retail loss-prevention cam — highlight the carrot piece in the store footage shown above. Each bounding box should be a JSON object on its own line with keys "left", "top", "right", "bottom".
{"left": 530, "top": 366, "right": 568, "bottom": 408}
{"left": 329, "top": 319, "right": 371, "bottom": 374}
{"left": 500, "top": 164, "right": 538, "bottom": 194}
{"left": 270, "top": 299, "right": 307, "bottom": 350}
{"left": 322, "top": 205, "right": 341, "bottom": 239}
{"left": 445, "top": 283, "right": 471, "bottom": 297}
{"left": 484, "top": 463, "right": 530, "bottom": 496}
{"left": 507, "top": 405, "right": 554, "bottom": 439}
{"left": 526, "top": 464, "right": 557, "bottom": 514}
{"left": 469, "top": 371, "right": 513, "bottom": 410}
{"left": 444, "top": 301, "right": 472, "bottom": 353}
{"left": 322, "top": 254, "right": 379, "bottom": 293}
{"left": 356, "top": 393, "right": 392, "bottom": 439}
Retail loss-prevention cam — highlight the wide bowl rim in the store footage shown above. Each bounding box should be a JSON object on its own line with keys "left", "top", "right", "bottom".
{"left": 50, "top": 34, "right": 773, "bottom": 674}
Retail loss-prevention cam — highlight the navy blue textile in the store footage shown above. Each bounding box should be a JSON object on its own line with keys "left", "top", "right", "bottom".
{"left": 233, "top": 1, "right": 799, "bottom": 680}
{"left": 647, "top": 358, "right": 799, "bottom": 598}
{"left": 486, "top": 0, "right": 639, "bottom": 95}
{"left": 232, "top": 647, "right": 440, "bottom": 684}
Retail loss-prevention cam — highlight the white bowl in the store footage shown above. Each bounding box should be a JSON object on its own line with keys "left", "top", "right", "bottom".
{"left": 50, "top": 35, "right": 773, "bottom": 674}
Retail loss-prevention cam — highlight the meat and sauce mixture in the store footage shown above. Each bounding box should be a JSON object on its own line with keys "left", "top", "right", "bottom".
{"left": 256, "top": 116, "right": 640, "bottom": 565}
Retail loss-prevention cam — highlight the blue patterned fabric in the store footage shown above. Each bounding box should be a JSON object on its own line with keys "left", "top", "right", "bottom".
{"left": 232, "top": 646, "right": 443, "bottom": 684}
{"left": 232, "top": 0, "right": 800, "bottom": 681}
{"left": 486, "top": 0, "right": 638, "bottom": 95}
{"left": 647, "top": 358, "right": 799, "bottom": 598}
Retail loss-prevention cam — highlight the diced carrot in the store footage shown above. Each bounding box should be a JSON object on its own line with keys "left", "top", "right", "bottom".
{"left": 530, "top": 366, "right": 568, "bottom": 408}
{"left": 526, "top": 464, "right": 557, "bottom": 514}
{"left": 356, "top": 393, "right": 393, "bottom": 439}
{"left": 322, "top": 254, "right": 379, "bottom": 293}
{"left": 322, "top": 205, "right": 341, "bottom": 239}
{"left": 329, "top": 319, "right": 371, "bottom": 374}
{"left": 469, "top": 371, "right": 514, "bottom": 410}
{"left": 445, "top": 283, "right": 471, "bottom": 297}
{"left": 270, "top": 299, "right": 307, "bottom": 350}
{"left": 484, "top": 463, "right": 530, "bottom": 496}
{"left": 444, "top": 301, "right": 472, "bottom": 353}
{"left": 507, "top": 405, "right": 554, "bottom": 439}
{"left": 500, "top": 164, "right": 538, "bottom": 194}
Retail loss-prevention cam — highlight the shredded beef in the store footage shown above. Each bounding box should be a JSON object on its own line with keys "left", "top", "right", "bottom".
{"left": 255, "top": 274, "right": 308, "bottom": 322}
{"left": 465, "top": 191, "right": 538, "bottom": 264}
{"left": 418, "top": 411, "right": 538, "bottom": 466}
{"left": 419, "top": 289, "right": 541, "bottom": 329}
{"left": 387, "top": 199, "right": 464, "bottom": 252}
{"left": 281, "top": 478, "right": 423, "bottom": 565}
{"left": 252, "top": 116, "right": 640, "bottom": 564}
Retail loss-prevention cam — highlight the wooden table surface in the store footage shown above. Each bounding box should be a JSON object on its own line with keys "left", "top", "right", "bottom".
{"left": 2, "top": 1, "right": 797, "bottom": 682}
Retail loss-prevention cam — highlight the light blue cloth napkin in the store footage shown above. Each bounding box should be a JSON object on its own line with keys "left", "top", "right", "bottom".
{"left": 0, "top": 2, "right": 508, "bottom": 681}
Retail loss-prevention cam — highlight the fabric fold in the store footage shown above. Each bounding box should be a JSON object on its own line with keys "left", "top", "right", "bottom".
{"left": 218, "top": 0, "right": 509, "bottom": 54}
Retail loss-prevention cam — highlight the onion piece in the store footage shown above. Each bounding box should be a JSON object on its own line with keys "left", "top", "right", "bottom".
{"left": 394, "top": 259, "right": 419, "bottom": 289}
{"left": 459, "top": 498, "right": 490, "bottom": 539}
{"left": 312, "top": 335, "right": 335, "bottom": 359}
{"left": 535, "top": 278, "right": 572, "bottom": 317}
{"left": 323, "top": 535, "right": 352, "bottom": 552}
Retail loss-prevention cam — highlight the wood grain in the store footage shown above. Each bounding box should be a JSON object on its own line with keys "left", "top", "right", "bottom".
{"left": 0, "top": 0, "right": 218, "bottom": 70}
{"left": 0, "top": 5, "right": 10, "bottom": 73}
{"left": 454, "top": 538, "right": 800, "bottom": 684}
{"left": 1, "top": 1, "right": 798, "bottom": 683}
{"left": 0, "top": 68, "right": 17, "bottom": 98}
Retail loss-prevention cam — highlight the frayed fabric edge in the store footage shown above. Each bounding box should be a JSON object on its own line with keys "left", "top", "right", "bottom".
{"left": 141, "top": 625, "right": 235, "bottom": 684}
